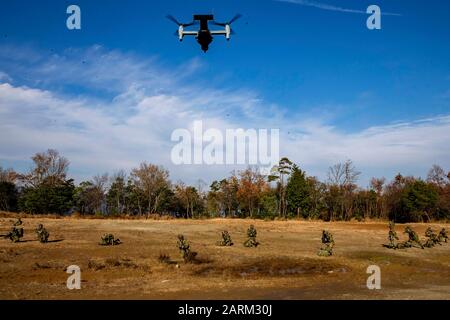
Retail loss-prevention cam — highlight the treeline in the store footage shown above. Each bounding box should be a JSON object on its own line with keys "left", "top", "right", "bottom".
{"left": 0, "top": 149, "right": 449, "bottom": 223}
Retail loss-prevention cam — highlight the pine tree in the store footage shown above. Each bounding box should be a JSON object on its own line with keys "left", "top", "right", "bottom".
{"left": 286, "top": 164, "right": 312, "bottom": 218}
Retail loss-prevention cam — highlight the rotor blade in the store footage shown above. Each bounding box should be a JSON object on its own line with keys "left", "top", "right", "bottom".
{"left": 183, "top": 21, "right": 198, "bottom": 27}
{"left": 212, "top": 14, "right": 242, "bottom": 26}
{"left": 166, "top": 15, "right": 181, "bottom": 26}
{"left": 228, "top": 14, "right": 242, "bottom": 24}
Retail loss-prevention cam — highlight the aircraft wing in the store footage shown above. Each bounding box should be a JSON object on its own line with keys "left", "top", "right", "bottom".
{"left": 182, "top": 31, "right": 198, "bottom": 36}
{"left": 210, "top": 30, "right": 227, "bottom": 35}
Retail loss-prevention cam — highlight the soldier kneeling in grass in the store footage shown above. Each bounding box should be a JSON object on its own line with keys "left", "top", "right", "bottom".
{"left": 177, "top": 234, "right": 197, "bottom": 263}
{"left": 3, "top": 218, "right": 24, "bottom": 243}
{"left": 6, "top": 226, "right": 23, "bottom": 243}
{"left": 318, "top": 230, "right": 334, "bottom": 257}
{"left": 424, "top": 227, "right": 440, "bottom": 248}
{"left": 217, "top": 230, "right": 234, "bottom": 246}
{"left": 36, "top": 224, "right": 50, "bottom": 243}
{"left": 100, "top": 233, "right": 121, "bottom": 246}
{"left": 384, "top": 221, "right": 399, "bottom": 249}
{"left": 243, "top": 225, "right": 259, "bottom": 248}
{"left": 438, "top": 228, "right": 448, "bottom": 243}
{"left": 401, "top": 226, "right": 424, "bottom": 249}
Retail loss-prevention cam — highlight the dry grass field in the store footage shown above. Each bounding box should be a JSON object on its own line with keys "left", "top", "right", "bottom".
{"left": 0, "top": 216, "right": 449, "bottom": 300}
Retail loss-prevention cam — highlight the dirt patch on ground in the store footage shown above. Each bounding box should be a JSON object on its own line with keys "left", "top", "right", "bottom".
{"left": 0, "top": 217, "right": 449, "bottom": 299}
{"left": 192, "top": 257, "right": 349, "bottom": 278}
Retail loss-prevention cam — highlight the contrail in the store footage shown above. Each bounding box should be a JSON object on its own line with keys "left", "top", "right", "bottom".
{"left": 276, "top": 0, "right": 402, "bottom": 16}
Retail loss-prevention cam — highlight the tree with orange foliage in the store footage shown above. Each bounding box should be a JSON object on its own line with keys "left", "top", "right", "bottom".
{"left": 237, "top": 167, "right": 268, "bottom": 218}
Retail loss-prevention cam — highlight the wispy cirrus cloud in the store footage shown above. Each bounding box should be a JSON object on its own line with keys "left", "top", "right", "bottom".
{"left": 0, "top": 45, "right": 276, "bottom": 183}
{"left": 276, "top": 0, "right": 402, "bottom": 16}
{"left": 0, "top": 44, "right": 448, "bottom": 186}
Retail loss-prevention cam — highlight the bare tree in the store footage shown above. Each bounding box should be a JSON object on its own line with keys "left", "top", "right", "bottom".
{"left": 91, "top": 173, "right": 109, "bottom": 214}
{"left": 326, "top": 160, "right": 361, "bottom": 221}
{"left": 370, "top": 177, "right": 386, "bottom": 195}
{"left": 328, "top": 159, "right": 361, "bottom": 187}
{"left": 93, "top": 173, "right": 109, "bottom": 190}
{"left": 131, "top": 162, "right": 171, "bottom": 216}
{"left": 370, "top": 177, "right": 386, "bottom": 218}
{"left": 427, "top": 164, "right": 447, "bottom": 188}
{"left": 108, "top": 170, "right": 127, "bottom": 215}
{"left": 175, "top": 182, "right": 200, "bottom": 218}
{"left": 196, "top": 179, "right": 207, "bottom": 196}
{"left": 0, "top": 167, "right": 17, "bottom": 183}
{"left": 20, "top": 149, "right": 69, "bottom": 187}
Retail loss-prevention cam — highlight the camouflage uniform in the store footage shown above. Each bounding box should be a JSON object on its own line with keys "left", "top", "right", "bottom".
{"left": 6, "top": 227, "right": 23, "bottom": 243}
{"left": 35, "top": 224, "right": 50, "bottom": 243}
{"left": 386, "top": 221, "right": 399, "bottom": 249}
{"left": 438, "top": 228, "right": 448, "bottom": 243}
{"left": 217, "top": 230, "right": 234, "bottom": 246}
{"left": 177, "top": 234, "right": 197, "bottom": 263}
{"left": 100, "top": 233, "right": 121, "bottom": 246}
{"left": 402, "top": 226, "right": 424, "bottom": 249}
{"left": 424, "top": 227, "right": 441, "bottom": 248}
{"left": 243, "top": 225, "right": 259, "bottom": 248}
{"left": 318, "top": 230, "right": 334, "bottom": 257}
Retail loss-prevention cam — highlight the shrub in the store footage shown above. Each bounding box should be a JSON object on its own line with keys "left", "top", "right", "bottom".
{"left": 19, "top": 180, "right": 75, "bottom": 215}
{"left": 158, "top": 252, "right": 172, "bottom": 264}
{"left": 394, "top": 181, "right": 438, "bottom": 223}
{"left": 0, "top": 181, "right": 18, "bottom": 212}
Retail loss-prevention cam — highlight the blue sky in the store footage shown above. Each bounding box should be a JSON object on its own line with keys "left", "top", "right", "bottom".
{"left": 0, "top": 0, "right": 449, "bottom": 186}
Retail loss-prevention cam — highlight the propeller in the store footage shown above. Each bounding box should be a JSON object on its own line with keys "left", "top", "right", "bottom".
{"left": 212, "top": 14, "right": 242, "bottom": 27}
{"left": 166, "top": 15, "right": 197, "bottom": 27}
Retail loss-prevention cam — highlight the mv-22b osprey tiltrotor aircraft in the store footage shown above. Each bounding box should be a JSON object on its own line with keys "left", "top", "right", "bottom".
{"left": 166, "top": 14, "right": 242, "bottom": 52}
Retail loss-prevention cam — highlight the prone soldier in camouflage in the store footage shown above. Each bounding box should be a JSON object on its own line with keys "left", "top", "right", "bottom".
{"left": 217, "top": 230, "right": 234, "bottom": 246}
{"left": 177, "top": 234, "right": 197, "bottom": 263}
{"left": 100, "top": 233, "right": 121, "bottom": 246}
{"left": 318, "top": 230, "right": 335, "bottom": 257}
{"left": 424, "top": 227, "right": 440, "bottom": 248}
{"left": 386, "top": 221, "right": 399, "bottom": 249}
{"left": 438, "top": 228, "right": 448, "bottom": 243}
{"left": 402, "top": 226, "right": 424, "bottom": 249}
{"left": 243, "top": 225, "right": 259, "bottom": 247}
{"left": 35, "top": 224, "right": 50, "bottom": 243}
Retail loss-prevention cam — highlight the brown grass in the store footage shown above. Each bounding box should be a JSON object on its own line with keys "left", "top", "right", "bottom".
{"left": 0, "top": 217, "right": 449, "bottom": 300}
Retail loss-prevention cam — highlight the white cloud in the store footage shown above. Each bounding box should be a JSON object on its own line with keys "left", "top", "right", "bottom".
{"left": 0, "top": 45, "right": 448, "bottom": 186}
{"left": 284, "top": 116, "right": 450, "bottom": 183}
{"left": 0, "top": 71, "right": 12, "bottom": 83}
{"left": 276, "top": 0, "right": 402, "bottom": 16}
